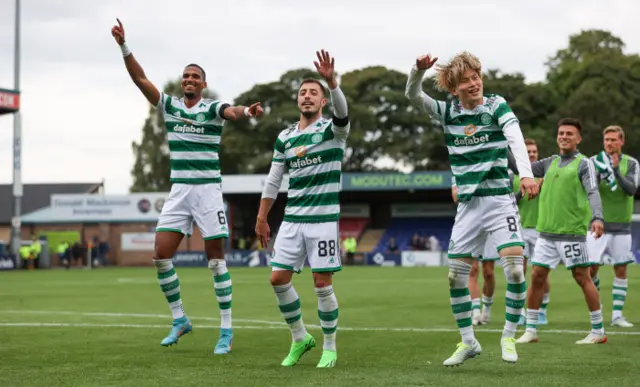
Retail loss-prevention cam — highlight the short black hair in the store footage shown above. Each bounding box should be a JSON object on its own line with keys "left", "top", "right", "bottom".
{"left": 557, "top": 117, "right": 582, "bottom": 133}
{"left": 184, "top": 63, "right": 206, "bottom": 81}
{"left": 298, "top": 78, "right": 326, "bottom": 96}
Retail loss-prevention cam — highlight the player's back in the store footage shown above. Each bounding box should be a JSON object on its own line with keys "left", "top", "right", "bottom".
{"left": 444, "top": 94, "right": 516, "bottom": 202}
{"left": 277, "top": 118, "right": 345, "bottom": 223}
{"left": 160, "top": 95, "right": 226, "bottom": 185}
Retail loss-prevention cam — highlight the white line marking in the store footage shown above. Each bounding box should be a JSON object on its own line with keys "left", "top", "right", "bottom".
{"left": 0, "top": 321, "right": 638, "bottom": 335}
{"left": 0, "top": 310, "right": 285, "bottom": 326}
{"left": 1, "top": 310, "right": 639, "bottom": 335}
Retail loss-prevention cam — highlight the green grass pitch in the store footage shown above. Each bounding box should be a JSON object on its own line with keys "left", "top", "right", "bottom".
{"left": 1, "top": 266, "right": 638, "bottom": 387}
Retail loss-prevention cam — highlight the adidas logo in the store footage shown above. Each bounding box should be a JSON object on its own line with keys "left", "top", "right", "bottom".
{"left": 510, "top": 233, "right": 518, "bottom": 239}
{"left": 329, "top": 257, "right": 335, "bottom": 263}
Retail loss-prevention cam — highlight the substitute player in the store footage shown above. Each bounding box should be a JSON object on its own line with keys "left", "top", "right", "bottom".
{"left": 255, "top": 49, "right": 348, "bottom": 368}
{"left": 517, "top": 118, "right": 606, "bottom": 345}
{"left": 406, "top": 52, "right": 538, "bottom": 365}
{"left": 111, "top": 19, "right": 263, "bottom": 354}
{"left": 587, "top": 125, "right": 638, "bottom": 328}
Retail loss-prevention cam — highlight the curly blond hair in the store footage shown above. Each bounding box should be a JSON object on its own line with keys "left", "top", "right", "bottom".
{"left": 434, "top": 52, "right": 482, "bottom": 92}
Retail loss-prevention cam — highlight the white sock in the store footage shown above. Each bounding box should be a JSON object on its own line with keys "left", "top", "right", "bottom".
{"left": 481, "top": 295, "right": 494, "bottom": 315}
{"left": 525, "top": 309, "right": 538, "bottom": 335}
{"left": 612, "top": 277, "right": 628, "bottom": 320}
{"left": 315, "top": 286, "right": 339, "bottom": 351}
{"left": 590, "top": 309, "right": 604, "bottom": 335}
{"left": 274, "top": 283, "right": 307, "bottom": 342}
{"left": 209, "top": 260, "right": 232, "bottom": 329}
{"left": 154, "top": 259, "right": 185, "bottom": 320}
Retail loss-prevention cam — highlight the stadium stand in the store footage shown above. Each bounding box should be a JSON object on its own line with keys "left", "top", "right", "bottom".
{"left": 374, "top": 217, "right": 454, "bottom": 253}
{"left": 338, "top": 217, "right": 369, "bottom": 240}
{"left": 357, "top": 229, "right": 386, "bottom": 253}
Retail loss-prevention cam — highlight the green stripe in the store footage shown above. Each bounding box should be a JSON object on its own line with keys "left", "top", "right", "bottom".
{"left": 322, "top": 326, "right": 337, "bottom": 334}
{"left": 457, "top": 317, "right": 472, "bottom": 328}
{"left": 444, "top": 111, "right": 494, "bottom": 127}
{"left": 270, "top": 261, "right": 301, "bottom": 273}
{"left": 505, "top": 312, "right": 521, "bottom": 323}
{"left": 279, "top": 299, "right": 301, "bottom": 314}
{"left": 591, "top": 322, "right": 604, "bottom": 329}
{"left": 496, "top": 241, "right": 524, "bottom": 250}
{"left": 450, "top": 288, "right": 470, "bottom": 298}
{"left": 157, "top": 268, "right": 176, "bottom": 280}
{"left": 285, "top": 314, "right": 301, "bottom": 324}
{"left": 452, "top": 301, "right": 472, "bottom": 314}
{"left": 218, "top": 301, "right": 232, "bottom": 310}
{"left": 165, "top": 103, "right": 219, "bottom": 122}
{"left": 457, "top": 187, "right": 512, "bottom": 201}
{"left": 167, "top": 122, "right": 222, "bottom": 136}
{"left": 214, "top": 272, "right": 231, "bottom": 283}
{"left": 168, "top": 140, "right": 219, "bottom": 152}
{"left": 507, "top": 282, "right": 527, "bottom": 294}
{"left": 613, "top": 294, "right": 626, "bottom": 301}
{"left": 449, "top": 147, "right": 507, "bottom": 167}
{"left": 289, "top": 170, "right": 341, "bottom": 190}
{"left": 170, "top": 177, "right": 222, "bottom": 184}
{"left": 286, "top": 192, "right": 339, "bottom": 208}
{"left": 161, "top": 280, "right": 179, "bottom": 293}
{"left": 612, "top": 285, "right": 627, "bottom": 291}
{"left": 318, "top": 309, "right": 339, "bottom": 321}
{"left": 493, "top": 102, "right": 513, "bottom": 121}
{"left": 500, "top": 117, "right": 518, "bottom": 129}
{"left": 286, "top": 125, "right": 333, "bottom": 148}
{"left": 215, "top": 286, "right": 232, "bottom": 297}
{"left": 272, "top": 158, "right": 285, "bottom": 163}
{"left": 283, "top": 213, "right": 339, "bottom": 223}
{"left": 170, "top": 159, "right": 220, "bottom": 171}
{"left": 311, "top": 266, "right": 342, "bottom": 273}
{"left": 275, "top": 138, "right": 286, "bottom": 153}
{"left": 455, "top": 166, "right": 509, "bottom": 186}
{"left": 505, "top": 298, "right": 525, "bottom": 309}
{"left": 445, "top": 131, "right": 506, "bottom": 147}
{"left": 167, "top": 292, "right": 181, "bottom": 303}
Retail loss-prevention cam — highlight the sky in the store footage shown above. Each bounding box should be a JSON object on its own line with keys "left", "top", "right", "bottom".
{"left": 0, "top": 0, "right": 638, "bottom": 194}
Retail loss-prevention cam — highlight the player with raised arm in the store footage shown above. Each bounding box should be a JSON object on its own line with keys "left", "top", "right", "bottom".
{"left": 516, "top": 118, "right": 607, "bottom": 345}
{"left": 255, "top": 50, "right": 348, "bottom": 369}
{"left": 406, "top": 52, "right": 538, "bottom": 366}
{"left": 512, "top": 139, "right": 551, "bottom": 325}
{"left": 111, "top": 19, "right": 263, "bottom": 354}
{"left": 587, "top": 125, "right": 638, "bottom": 328}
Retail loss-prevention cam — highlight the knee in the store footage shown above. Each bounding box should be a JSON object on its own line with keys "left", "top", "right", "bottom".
{"left": 270, "top": 272, "right": 288, "bottom": 287}
{"left": 503, "top": 259, "right": 525, "bottom": 283}
{"left": 448, "top": 260, "right": 471, "bottom": 288}
{"left": 572, "top": 270, "right": 591, "bottom": 287}
{"left": 313, "top": 273, "right": 332, "bottom": 289}
{"left": 483, "top": 269, "right": 495, "bottom": 283}
{"left": 469, "top": 264, "right": 479, "bottom": 278}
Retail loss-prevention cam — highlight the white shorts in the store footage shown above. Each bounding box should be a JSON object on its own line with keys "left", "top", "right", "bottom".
{"left": 480, "top": 234, "right": 499, "bottom": 261}
{"left": 271, "top": 221, "right": 341, "bottom": 273}
{"left": 522, "top": 228, "right": 539, "bottom": 260}
{"left": 532, "top": 237, "right": 589, "bottom": 270}
{"left": 156, "top": 183, "right": 228, "bottom": 240}
{"left": 586, "top": 233, "right": 635, "bottom": 266}
{"left": 449, "top": 195, "right": 524, "bottom": 259}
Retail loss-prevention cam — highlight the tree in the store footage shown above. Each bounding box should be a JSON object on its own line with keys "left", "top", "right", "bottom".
{"left": 130, "top": 79, "right": 217, "bottom": 192}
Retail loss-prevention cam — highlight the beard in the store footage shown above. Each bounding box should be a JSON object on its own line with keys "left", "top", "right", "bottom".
{"left": 301, "top": 107, "right": 320, "bottom": 119}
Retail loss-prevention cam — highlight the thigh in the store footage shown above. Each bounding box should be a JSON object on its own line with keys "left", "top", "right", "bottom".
{"left": 449, "top": 198, "right": 484, "bottom": 259}
{"left": 609, "top": 234, "right": 635, "bottom": 266}
{"left": 586, "top": 232, "right": 608, "bottom": 265}
{"left": 191, "top": 184, "right": 229, "bottom": 240}
{"left": 271, "top": 221, "right": 306, "bottom": 273}
{"left": 532, "top": 238, "right": 562, "bottom": 270}
{"left": 483, "top": 195, "right": 524, "bottom": 253}
{"left": 305, "top": 222, "right": 342, "bottom": 273}
{"left": 559, "top": 240, "right": 590, "bottom": 270}
{"left": 156, "top": 184, "right": 193, "bottom": 235}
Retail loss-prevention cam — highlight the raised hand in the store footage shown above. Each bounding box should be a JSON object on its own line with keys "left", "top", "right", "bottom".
{"left": 416, "top": 54, "right": 438, "bottom": 70}
{"left": 111, "top": 18, "right": 125, "bottom": 45}
{"left": 314, "top": 49, "right": 335, "bottom": 82}
{"left": 247, "top": 102, "right": 264, "bottom": 118}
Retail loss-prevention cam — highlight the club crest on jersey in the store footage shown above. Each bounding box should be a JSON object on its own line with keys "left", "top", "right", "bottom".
{"left": 311, "top": 133, "right": 323, "bottom": 144}
{"left": 464, "top": 124, "right": 478, "bottom": 136}
{"left": 196, "top": 113, "right": 206, "bottom": 122}
{"left": 480, "top": 113, "right": 492, "bottom": 125}
{"left": 295, "top": 146, "right": 307, "bottom": 158}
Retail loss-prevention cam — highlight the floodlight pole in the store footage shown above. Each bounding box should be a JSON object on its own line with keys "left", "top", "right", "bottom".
{"left": 10, "top": 0, "right": 22, "bottom": 263}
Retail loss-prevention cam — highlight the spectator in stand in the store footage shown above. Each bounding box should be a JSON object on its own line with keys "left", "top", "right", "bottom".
{"left": 428, "top": 235, "right": 441, "bottom": 251}
{"left": 419, "top": 235, "right": 431, "bottom": 251}
{"left": 386, "top": 237, "right": 399, "bottom": 254}
{"left": 342, "top": 236, "right": 357, "bottom": 265}
{"left": 72, "top": 240, "right": 84, "bottom": 267}
{"left": 410, "top": 233, "right": 421, "bottom": 250}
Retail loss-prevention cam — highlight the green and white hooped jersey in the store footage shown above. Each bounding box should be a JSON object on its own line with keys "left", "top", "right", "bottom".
{"left": 272, "top": 117, "right": 349, "bottom": 223}
{"left": 434, "top": 94, "right": 518, "bottom": 202}
{"left": 157, "top": 93, "right": 230, "bottom": 185}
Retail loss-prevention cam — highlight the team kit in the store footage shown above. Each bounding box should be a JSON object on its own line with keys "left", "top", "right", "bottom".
{"left": 112, "top": 19, "right": 636, "bottom": 368}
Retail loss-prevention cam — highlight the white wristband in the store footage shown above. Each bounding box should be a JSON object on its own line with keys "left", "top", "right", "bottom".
{"left": 120, "top": 43, "right": 131, "bottom": 57}
{"left": 244, "top": 107, "right": 250, "bottom": 117}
